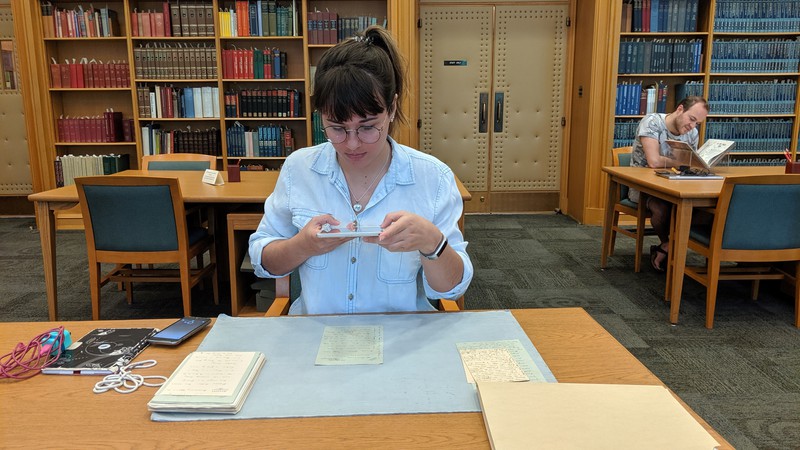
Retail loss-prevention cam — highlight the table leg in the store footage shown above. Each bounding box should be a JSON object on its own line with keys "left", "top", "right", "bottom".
{"left": 668, "top": 200, "right": 694, "bottom": 324}
{"left": 600, "top": 176, "right": 617, "bottom": 269}
{"left": 36, "top": 201, "right": 58, "bottom": 321}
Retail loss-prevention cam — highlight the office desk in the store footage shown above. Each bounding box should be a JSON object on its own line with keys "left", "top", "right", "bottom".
{"left": 28, "top": 170, "right": 470, "bottom": 321}
{"left": 601, "top": 165, "right": 784, "bottom": 324}
{"left": 0, "top": 308, "right": 730, "bottom": 449}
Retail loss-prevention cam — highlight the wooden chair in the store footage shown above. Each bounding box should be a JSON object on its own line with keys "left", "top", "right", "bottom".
{"left": 265, "top": 274, "right": 462, "bottom": 316}
{"left": 684, "top": 174, "right": 800, "bottom": 329}
{"left": 75, "top": 176, "right": 219, "bottom": 320}
{"left": 142, "top": 153, "right": 217, "bottom": 171}
{"left": 605, "top": 146, "right": 651, "bottom": 272}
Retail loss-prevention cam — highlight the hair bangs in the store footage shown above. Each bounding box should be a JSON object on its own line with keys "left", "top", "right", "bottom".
{"left": 314, "top": 66, "right": 386, "bottom": 123}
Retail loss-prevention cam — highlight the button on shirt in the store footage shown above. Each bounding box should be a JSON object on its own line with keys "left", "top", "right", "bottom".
{"left": 248, "top": 138, "right": 473, "bottom": 315}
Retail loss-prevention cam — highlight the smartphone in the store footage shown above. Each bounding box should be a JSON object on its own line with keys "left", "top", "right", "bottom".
{"left": 148, "top": 317, "right": 211, "bottom": 346}
{"left": 316, "top": 226, "right": 383, "bottom": 238}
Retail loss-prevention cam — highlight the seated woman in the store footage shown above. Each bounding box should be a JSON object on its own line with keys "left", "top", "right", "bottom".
{"left": 248, "top": 26, "right": 473, "bottom": 314}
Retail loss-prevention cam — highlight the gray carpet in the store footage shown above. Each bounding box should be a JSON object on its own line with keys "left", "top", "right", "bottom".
{"left": 1, "top": 215, "right": 798, "bottom": 449}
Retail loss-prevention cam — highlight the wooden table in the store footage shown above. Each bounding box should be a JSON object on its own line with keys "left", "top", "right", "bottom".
{"left": 0, "top": 308, "right": 730, "bottom": 449}
{"left": 601, "top": 165, "right": 785, "bottom": 324}
{"left": 28, "top": 170, "right": 470, "bottom": 320}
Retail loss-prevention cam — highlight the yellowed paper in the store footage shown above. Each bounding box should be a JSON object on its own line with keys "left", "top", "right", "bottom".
{"left": 158, "top": 352, "right": 253, "bottom": 397}
{"left": 315, "top": 325, "right": 383, "bottom": 365}
{"left": 459, "top": 348, "right": 529, "bottom": 383}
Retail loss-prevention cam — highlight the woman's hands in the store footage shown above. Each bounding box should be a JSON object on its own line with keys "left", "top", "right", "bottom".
{"left": 362, "top": 211, "right": 441, "bottom": 254}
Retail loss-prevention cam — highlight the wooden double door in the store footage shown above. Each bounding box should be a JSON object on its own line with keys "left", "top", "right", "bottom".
{"left": 419, "top": 1, "right": 570, "bottom": 212}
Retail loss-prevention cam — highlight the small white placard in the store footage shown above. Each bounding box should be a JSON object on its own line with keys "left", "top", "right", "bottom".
{"left": 202, "top": 169, "right": 224, "bottom": 186}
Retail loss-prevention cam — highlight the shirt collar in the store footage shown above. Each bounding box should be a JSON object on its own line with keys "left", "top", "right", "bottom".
{"left": 310, "top": 137, "right": 416, "bottom": 187}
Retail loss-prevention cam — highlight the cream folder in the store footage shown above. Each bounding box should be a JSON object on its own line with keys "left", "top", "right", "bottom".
{"left": 476, "top": 382, "right": 719, "bottom": 450}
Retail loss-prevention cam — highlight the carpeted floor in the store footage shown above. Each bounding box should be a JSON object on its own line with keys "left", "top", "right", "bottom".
{"left": 0, "top": 214, "right": 798, "bottom": 449}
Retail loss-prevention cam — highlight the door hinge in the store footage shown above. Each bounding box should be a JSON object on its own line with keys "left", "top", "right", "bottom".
{"left": 417, "top": 18, "right": 422, "bottom": 28}
{"left": 566, "top": 17, "right": 571, "bottom": 27}
{"left": 561, "top": 117, "right": 567, "bottom": 127}
{"left": 417, "top": 119, "right": 422, "bottom": 129}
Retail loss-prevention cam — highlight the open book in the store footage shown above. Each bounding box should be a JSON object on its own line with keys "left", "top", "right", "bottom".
{"left": 148, "top": 351, "right": 266, "bottom": 414}
{"left": 665, "top": 139, "right": 736, "bottom": 170}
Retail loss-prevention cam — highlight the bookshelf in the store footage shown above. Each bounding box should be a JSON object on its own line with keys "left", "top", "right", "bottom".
{"left": 613, "top": 0, "right": 800, "bottom": 166}
{"left": 19, "top": 0, "right": 390, "bottom": 193}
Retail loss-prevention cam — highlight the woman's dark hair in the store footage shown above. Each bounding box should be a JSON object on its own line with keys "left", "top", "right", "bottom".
{"left": 312, "top": 26, "right": 407, "bottom": 133}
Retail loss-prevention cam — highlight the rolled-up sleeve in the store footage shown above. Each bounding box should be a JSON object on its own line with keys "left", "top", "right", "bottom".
{"left": 421, "top": 170, "right": 473, "bottom": 300}
{"left": 248, "top": 164, "right": 296, "bottom": 279}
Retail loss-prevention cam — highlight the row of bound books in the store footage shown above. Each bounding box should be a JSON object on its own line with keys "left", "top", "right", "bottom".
{"left": 710, "top": 38, "right": 800, "bottom": 73}
{"left": 222, "top": 48, "right": 287, "bottom": 80}
{"left": 621, "top": 0, "right": 698, "bottom": 33}
{"left": 224, "top": 88, "right": 303, "bottom": 119}
{"left": 618, "top": 38, "right": 703, "bottom": 74}
{"left": 57, "top": 111, "right": 133, "bottom": 143}
{"left": 40, "top": 3, "right": 120, "bottom": 38}
{"left": 132, "top": 1, "right": 215, "bottom": 37}
{"left": 133, "top": 44, "right": 217, "bottom": 80}
{"left": 226, "top": 123, "right": 295, "bottom": 157}
{"left": 220, "top": 1, "right": 298, "bottom": 37}
{"left": 50, "top": 59, "right": 130, "bottom": 89}
{"left": 615, "top": 81, "right": 668, "bottom": 116}
{"left": 55, "top": 154, "right": 130, "bottom": 187}
{"left": 714, "top": 0, "right": 800, "bottom": 33}
{"left": 141, "top": 124, "right": 220, "bottom": 157}
{"left": 706, "top": 118, "right": 794, "bottom": 152}
{"left": 307, "top": 13, "right": 383, "bottom": 45}
{"left": 707, "top": 79, "right": 797, "bottom": 115}
{"left": 137, "top": 86, "right": 220, "bottom": 119}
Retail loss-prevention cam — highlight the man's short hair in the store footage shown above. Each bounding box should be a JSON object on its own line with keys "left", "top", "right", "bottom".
{"left": 677, "top": 96, "right": 709, "bottom": 112}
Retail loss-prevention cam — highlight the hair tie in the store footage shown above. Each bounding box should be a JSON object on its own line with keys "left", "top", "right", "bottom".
{"left": 352, "top": 35, "right": 373, "bottom": 45}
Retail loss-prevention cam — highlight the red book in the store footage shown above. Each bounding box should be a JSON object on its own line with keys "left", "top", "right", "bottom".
{"left": 246, "top": 50, "right": 253, "bottom": 79}
{"left": 154, "top": 12, "right": 165, "bottom": 37}
{"left": 131, "top": 10, "right": 139, "bottom": 36}
{"left": 68, "top": 62, "right": 80, "bottom": 88}
{"left": 102, "top": 63, "right": 112, "bottom": 88}
{"left": 50, "top": 63, "right": 61, "bottom": 88}
{"left": 141, "top": 11, "right": 152, "bottom": 36}
{"left": 162, "top": 2, "right": 172, "bottom": 37}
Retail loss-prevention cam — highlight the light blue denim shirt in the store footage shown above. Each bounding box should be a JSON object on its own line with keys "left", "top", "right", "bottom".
{"left": 248, "top": 137, "right": 473, "bottom": 315}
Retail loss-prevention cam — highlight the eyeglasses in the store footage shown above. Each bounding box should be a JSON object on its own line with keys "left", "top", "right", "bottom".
{"left": 322, "top": 117, "right": 388, "bottom": 144}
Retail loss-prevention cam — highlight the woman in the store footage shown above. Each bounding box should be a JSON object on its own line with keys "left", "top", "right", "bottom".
{"left": 249, "top": 26, "right": 473, "bottom": 314}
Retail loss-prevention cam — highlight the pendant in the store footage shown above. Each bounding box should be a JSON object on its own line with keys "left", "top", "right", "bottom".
{"left": 353, "top": 203, "right": 363, "bottom": 213}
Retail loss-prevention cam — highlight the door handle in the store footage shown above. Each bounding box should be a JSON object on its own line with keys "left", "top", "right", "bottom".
{"left": 479, "top": 93, "right": 488, "bottom": 133}
{"left": 494, "top": 92, "right": 504, "bottom": 132}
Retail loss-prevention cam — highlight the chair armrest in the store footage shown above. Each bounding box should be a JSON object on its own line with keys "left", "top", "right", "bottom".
{"left": 438, "top": 299, "right": 461, "bottom": 311}
{"left": 264, "top": 275, "right": 292, "bottom": 316}
{"left": 265, "top": 296, "right": 291, "bottom": 316}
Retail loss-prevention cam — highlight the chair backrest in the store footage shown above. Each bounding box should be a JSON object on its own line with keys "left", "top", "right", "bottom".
{"left": 142, "top": 154, "right": 216, "bottom": 171}
{"left": 713, "top": 174, "right": 800, "bottom": 251}
{"left": 75, "top": 176, "right": 188, "bottom": 254}
{"left": 612, "top": 146, "right": 634, "bottom": 200}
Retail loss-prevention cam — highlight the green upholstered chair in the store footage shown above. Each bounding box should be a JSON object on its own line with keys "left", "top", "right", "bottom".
{"left": 605, "top": 146, "right": 651, "bottom": 272}
{"left": 75, "top": 176, "right": 218, "bottom": 320}
{"left": 142, "top": 153, "right": 216, "bottom": 171}
{"left": 684, "top": 174, "right": 800, "bottom": 328}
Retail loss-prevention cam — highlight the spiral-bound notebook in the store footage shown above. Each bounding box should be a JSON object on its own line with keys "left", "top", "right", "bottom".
{"left": 42, "top": 328, "right": 157, "bottom": 375}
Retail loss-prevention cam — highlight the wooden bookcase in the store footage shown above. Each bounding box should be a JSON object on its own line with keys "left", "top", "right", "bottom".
{"left": 612, "top": 0, "right": 800, "bottom": 166}
{"left": 14, "top": 0, "right": 393, "bottom": 195}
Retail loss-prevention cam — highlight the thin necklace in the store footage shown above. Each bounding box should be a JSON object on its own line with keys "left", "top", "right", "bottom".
{"left": 349, "top": 151, "right": 390, "bottom": 213}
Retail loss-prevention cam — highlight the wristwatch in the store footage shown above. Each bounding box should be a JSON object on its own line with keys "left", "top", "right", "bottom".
{"left": 420, "top": 234, "right": 448, "bottom": 260}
